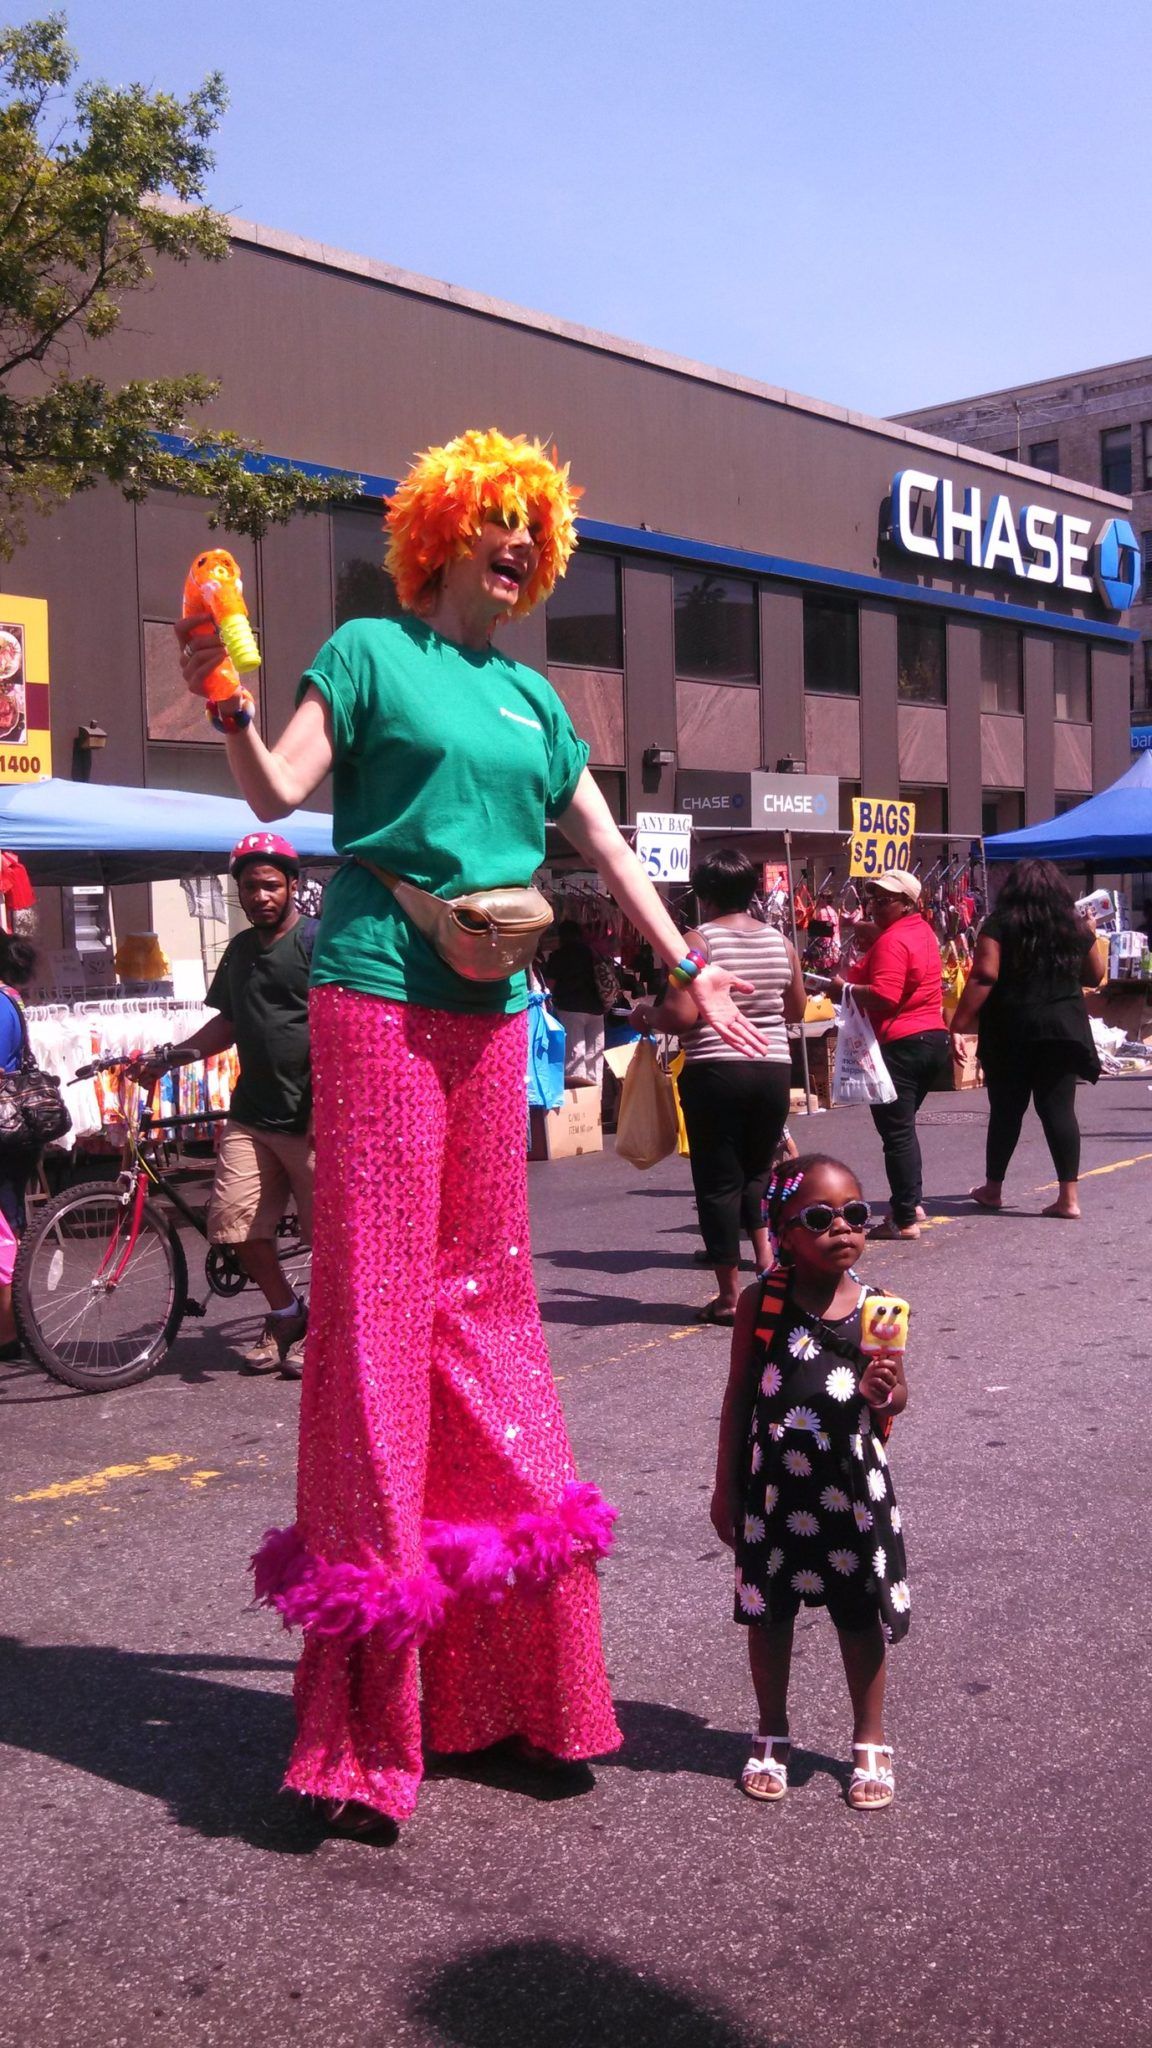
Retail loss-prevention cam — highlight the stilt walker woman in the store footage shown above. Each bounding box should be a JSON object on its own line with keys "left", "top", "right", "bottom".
{"left": 176, "top": 429, "right": 767, "bottom": 1832}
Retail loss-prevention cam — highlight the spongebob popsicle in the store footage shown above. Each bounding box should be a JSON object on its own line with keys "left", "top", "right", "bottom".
{"left": 860, "top": 1295, "right": 910, "bottom": 1359}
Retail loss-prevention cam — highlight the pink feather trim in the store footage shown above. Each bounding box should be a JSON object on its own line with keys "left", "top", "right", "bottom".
{"left": 250, "top": 1481, "right": 617, "bottom": 1649}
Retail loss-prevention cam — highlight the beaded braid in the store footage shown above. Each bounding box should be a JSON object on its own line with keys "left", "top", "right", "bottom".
{"left": 762, "top": 1167, "right": 806, "bottom": 1263}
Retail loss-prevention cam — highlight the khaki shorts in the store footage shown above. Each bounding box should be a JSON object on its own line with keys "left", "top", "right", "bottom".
{"left": 207, "top": 1121, "right": 314, "bottom": 1246}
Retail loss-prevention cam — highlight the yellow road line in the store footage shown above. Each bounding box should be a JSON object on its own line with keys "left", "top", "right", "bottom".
{"left": 1038, "top": 1149, "right": 1152, "bottom": 1189}
{"left": 10, "top": 1452, "right": 191, "bottom": 1504}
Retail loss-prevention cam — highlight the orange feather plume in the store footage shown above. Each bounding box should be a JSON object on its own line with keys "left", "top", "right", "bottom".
{"left": 384, "top": 427, "right": 581, "bottom": 617}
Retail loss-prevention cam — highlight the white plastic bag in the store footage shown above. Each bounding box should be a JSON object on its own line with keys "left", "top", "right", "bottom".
{"left": 831, "top": 993, "right": 897, "bottom": 1107}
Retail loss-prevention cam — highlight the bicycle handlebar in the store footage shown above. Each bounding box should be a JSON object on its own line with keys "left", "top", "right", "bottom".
{"left": 72, "top": 1043, "right": 201, "bottom": 1082}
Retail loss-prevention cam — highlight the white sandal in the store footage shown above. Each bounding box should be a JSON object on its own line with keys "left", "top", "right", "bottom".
{"left": 740, "top": 1734, "right": 791, "bottom": 1802}
{"left": 848, "top": 1741, "right": 895, "bottom": 1811}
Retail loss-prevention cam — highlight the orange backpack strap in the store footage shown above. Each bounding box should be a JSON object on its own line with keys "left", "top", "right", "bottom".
{"left": 753, "top": 1267, "right": 791, "bottom": 1352}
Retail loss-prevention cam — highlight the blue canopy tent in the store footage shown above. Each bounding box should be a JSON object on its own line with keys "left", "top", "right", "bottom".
{"left": 0, "top": 777, "right": 336, "bottom": 885}
{"left": 985, "top": 751, "right": 1152, "bottom": 870}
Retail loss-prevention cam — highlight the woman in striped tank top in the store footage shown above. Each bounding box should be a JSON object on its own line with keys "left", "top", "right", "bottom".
{"left": 634, "top": 849, "right": 804, "bottom": 1324}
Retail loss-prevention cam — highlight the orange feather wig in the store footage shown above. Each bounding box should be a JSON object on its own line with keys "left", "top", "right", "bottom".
{"left": 384, "top": 428, "right": 581, "bottom": 618}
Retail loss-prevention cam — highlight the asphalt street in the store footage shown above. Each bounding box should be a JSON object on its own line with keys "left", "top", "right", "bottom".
{"left": 2, "top": 1077, "right": 1150, "bottom": 2048}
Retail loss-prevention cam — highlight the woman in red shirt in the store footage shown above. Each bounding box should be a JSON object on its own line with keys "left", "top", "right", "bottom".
{"left": 831, "top": 870, "right": 947, "bottom": 1240}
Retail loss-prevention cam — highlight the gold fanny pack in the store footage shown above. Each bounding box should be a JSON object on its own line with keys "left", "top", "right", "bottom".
{"left": 356, "top": 857, "right": 553, "bottom": 983}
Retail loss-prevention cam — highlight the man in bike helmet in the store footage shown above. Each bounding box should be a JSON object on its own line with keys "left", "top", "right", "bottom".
{"left": 143, "top": 834, "right": 317, "bottom": 1375}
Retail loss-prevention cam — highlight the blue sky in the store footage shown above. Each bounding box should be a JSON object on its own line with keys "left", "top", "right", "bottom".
{"left": 25, "top": 0, "right": 1151, "bottom": 418}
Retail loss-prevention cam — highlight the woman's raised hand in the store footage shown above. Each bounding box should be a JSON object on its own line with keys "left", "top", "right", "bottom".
{"left": 173, "top": 614, "right": 236, "bottom": 702}
{"left": 692, "top": 964, "right": 769, "bottom": 1057}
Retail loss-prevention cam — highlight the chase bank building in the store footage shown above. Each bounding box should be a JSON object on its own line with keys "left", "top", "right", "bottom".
{"left": 2, "top": 214, "right": 1139, "bottom": 941}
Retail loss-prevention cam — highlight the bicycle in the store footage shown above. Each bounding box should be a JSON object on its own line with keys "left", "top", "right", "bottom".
{"left": 13, "top": 1049, "right": 309, "bottom": 1392}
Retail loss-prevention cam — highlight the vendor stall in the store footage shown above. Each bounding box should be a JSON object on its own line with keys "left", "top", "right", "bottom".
{"left": 986, "top": 751, "right": 1152, "bottom": 1050}
{"left": 0, "top": 777, "right": 335, "bottom": 1178}
{"left": 0, "top": 775, "right": 335, "bottom": 885}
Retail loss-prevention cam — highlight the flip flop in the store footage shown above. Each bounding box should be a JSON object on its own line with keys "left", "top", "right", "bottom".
{"left": 696, "top": 1299, "right": 737, "bottom": 1325}
{"left": 969, "top": 1188, "right": 1002, "bottom": 1212}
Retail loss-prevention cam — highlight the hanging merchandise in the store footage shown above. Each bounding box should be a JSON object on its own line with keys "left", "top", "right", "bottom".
{"left": 25, "top": 998, "right": 239, "bottom": 1150}
{"left": 940, "top": 940, "right": 969, "bottom": 1022}
{"left": 668, "top": 1048, "right": 691, "bottom": 1157}
{"left": 0, "top": 852, "right": 35, "bottom": 917}
{"left": 831, "top": 992, "right": 897, "bottom": 1107}
{"left": 526, "top": 987, "right": 566, "bottom": 1110}
{"left": 615, "top": 1037, "right": 680, "bottom": 1169}
{"left": 180, "top": 875, "right": 226, "bottom": 924}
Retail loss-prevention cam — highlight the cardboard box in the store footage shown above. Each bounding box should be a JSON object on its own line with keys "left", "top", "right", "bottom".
{"left": 528, "top": 1087, "right": 604, "bottom": 1161}
{"left": 950, "top": 1035, "right": 983, "bottom": 1090}
{"left": 791, "top": 1026, "right": 836, "bottom": 1110}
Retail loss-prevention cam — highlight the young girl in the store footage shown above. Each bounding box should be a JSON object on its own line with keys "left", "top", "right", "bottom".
{"left": 711, "top": 1153, "right": 910, "bottom": 1811}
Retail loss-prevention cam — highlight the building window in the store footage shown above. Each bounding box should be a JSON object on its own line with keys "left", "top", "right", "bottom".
{"left": 1101, "top": 427, "right": 1133, "bottom": 495}
{"left": 897, "top": 612, "right": 946, "bottom": 704}
{"left": 144, "top": 618, "right": 212, "bottom": 743}
{"left": 979, "top": 621, "right": 1023, "bottom": 713}
{"left": 838, "top": 780, "right": 861, "bottom": 831}
{"left": 1053, "top": 794, "right": 1080, "bottom": 815}
{"left": 803, "top": 596, "right": 859, "bottom": 696}
{"left": 673, "top": 571, "right": 757, "bottom": 683}
{"left": 982, "top": 791, "right": 1024, "bottom": 837}
{"left": 1141, "top": 532, "right": 1152, "bottom": 601}
{"left": 590, "top": 768, "right": 626, "bottom": 822}
{"left": 1143, "top": 424, "right": 1152, "bottom": 489}
{"left": 901, "top": 783, "right": 949, "bottom": 833}
{"left": 1029, "top": 438, "right": 1059, "bottom": 472}
{"left": 331, "top": 507, "right": 403, "bottom": 625}
{"left": 994, "top": 447, "right": 1018, "bottom": 462}
{"left": 1053, "top": 640, "right": 1091, "bottom": 722}
{"left": 1137, "top": 642, "right": 1152, "bottom": 719}
{"left": 546, "top": 551, "right": 623, "bottom": 669}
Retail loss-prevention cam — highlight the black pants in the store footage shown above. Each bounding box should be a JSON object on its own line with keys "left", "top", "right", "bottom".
{"left": 868, "top": 1030, "right": 949, "bottom": 1228}
{"left": 982, "top": 1043, "right": 1083, "bottom": 1184}
{"left": 677, "top": 1060, "right": 792, "bottom": 1264}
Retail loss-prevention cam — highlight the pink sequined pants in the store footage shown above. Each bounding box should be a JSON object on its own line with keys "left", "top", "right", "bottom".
{"left": 280, "top": 988, "right": 621, "bottom": 1820}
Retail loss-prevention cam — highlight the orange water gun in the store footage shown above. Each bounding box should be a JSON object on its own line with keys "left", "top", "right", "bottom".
{"left": 182, "top": 549, "right": 261, "bottom": 702}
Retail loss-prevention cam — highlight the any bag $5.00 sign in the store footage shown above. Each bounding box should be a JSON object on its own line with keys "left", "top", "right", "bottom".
{"left": 635, "top": 811, "right": 692, "bottom": 883}
{"left": 849, "top": 798, "right": 916, "bottom": 880}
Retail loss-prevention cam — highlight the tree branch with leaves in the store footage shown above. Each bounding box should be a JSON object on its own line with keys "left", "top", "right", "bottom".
{"left": 0, "top": 13, "right": 352, "bottom": 558}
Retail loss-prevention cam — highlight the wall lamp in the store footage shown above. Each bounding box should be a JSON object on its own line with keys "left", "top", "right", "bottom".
{"left": 643, "top": 745, "right": 677, "bottom": 771}
{"left": 71, "top": 720, "right": 108, "bottom": 784}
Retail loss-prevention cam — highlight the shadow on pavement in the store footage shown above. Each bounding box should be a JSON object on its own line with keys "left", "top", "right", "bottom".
{"left": 605, "top": 1699, "right": 847, "bottom": 1795}
{"left": 539, "top": 1293, "right": 702, "bottom": 1328}
{"left": 0, "top": 1634, "right": 322, "bottom": 1854}
{"left": 410, "top": 1939, "right": 789, "bottom": 2048}
{"left": 547, "top": 1248, "right": 699, "bottom": 1274}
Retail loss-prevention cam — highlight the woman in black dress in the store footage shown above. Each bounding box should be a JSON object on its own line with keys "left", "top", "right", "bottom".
{"left": 950, "top": 860, "right": 1107, "bottom": 1220}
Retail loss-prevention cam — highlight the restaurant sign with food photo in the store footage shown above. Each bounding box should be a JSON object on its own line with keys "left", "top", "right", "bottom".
{"left": 0, "top": 596, "right": 52, "bottom": 784}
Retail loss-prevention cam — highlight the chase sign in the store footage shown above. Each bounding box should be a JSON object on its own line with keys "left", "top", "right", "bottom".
{"left": 890, "top": 470, "right": 1140, "bottom": 614}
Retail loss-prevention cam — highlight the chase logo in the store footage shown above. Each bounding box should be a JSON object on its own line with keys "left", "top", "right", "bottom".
{"left": 1095, "top": 518, "right": 1141, "bottom": 612}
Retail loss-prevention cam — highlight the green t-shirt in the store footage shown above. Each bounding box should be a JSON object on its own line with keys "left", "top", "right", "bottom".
{"left": 206, "top": 916, "right": 317, "bottom": 1133}
{"left": 299, "top": 617, "right": 589, "bottom": 1014}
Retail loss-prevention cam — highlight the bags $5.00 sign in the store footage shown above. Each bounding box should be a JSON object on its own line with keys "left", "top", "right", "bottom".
{"left": 635, "top": 812, "right": 692, "bottom": 883}
{"left": 849, "top": 798, "right": 916, "bottom": 880}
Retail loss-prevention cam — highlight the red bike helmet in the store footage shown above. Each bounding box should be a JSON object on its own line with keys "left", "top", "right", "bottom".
{"left": 229, "top": 831, "right": 300, "bottom": 880}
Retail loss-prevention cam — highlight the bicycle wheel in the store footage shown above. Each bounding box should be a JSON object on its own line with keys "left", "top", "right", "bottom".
{"left": 14, "top": 1184, "right": 188, "bottom": 1391}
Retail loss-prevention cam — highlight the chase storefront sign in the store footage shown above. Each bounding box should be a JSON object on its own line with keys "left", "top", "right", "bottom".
{"left": 890, "top": 469, "right": 1140, "bottom": 612}
{"left": 751, "top": 771, "right": 838, "bottom": 828}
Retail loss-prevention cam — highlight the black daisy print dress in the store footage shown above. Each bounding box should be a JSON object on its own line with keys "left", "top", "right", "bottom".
{"left": 733, "top": 1274, "right": 910, "bottom": 1644}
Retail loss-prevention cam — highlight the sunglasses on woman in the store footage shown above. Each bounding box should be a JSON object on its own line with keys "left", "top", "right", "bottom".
{"left": 786, "top": 1200, "right": 871, "bottom": 1234}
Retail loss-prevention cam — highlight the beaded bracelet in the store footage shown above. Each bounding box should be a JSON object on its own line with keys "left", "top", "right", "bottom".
{"left": 206, "top": 687, "right": 256, "bottom": 735}
{"left": 669, "top": 948, "right": 707, "bottom": 988}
